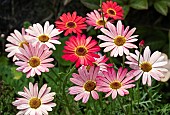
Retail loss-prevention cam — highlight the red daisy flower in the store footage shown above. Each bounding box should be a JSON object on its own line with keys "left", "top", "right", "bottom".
{"left": 62, "top": 34, "right": 100, "bottom": 67}
{"left": 55, "top": 11, "right": 87, "bottom": 36}
{"left": 102, "top": 1, "right": 124, "bottom": 20}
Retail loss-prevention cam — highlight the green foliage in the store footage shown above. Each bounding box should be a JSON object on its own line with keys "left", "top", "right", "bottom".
{"left": 154, "top": 0, "right": 169, "bottom": 16}
{"left": 0, "top": 81, "right": 17, "bottom": 115}
{"left": 80, "top": 0, "right": 100, "bottom": 10}
{"left": 0, "top": 0, "right": 170, "bottom": 114}
{"left": 130, "top": 0, "right": 148, "bottom": 10}
{"left": 23, "top": 21, "right": 32, "bottom": 29}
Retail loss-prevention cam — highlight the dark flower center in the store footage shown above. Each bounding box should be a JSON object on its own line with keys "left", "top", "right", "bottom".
{"left": 114, "top": 36, "right": 126, "bottom": 46}
{"left": 107, "top": 8, "right": 116, "bottom": 16}
{"left": 29, "top": 97, "right": 41, "bottom": 109}
{"left": 29, "top": 56, "right": 40, "bottom": 67}
{"left": 84, "top": 81, "right": 96, "bottom": 92}
{"left": 110, "top": 81, "right": 122, "bottom": 89}
{"left": 66, "top": 21, "right": 76, "bottom": 28}
{"left": 19, "top": 41, "right": 29, "bottom": 48}
{"left": 140, "top": 62, "right": 152, "bottom": 72}
{"left": 38, "top": 35, "right": 49, "bottom": 42}
{"left": 96, "top": 19, "right": 106, "bottom": 26}
{"left": 75, "top": 47, "right": 87, "bottom": 56}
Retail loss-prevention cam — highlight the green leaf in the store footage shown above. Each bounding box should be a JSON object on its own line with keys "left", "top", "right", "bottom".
{"left": 80, "top": 0, "right": 100, "bottom": 10}
{"left": 130, "top": 0, "right": 148, "bottom": 10}
{"left": 23, "top": 21, "right": 32, "bottom": 29}
{"left": 123, "top": 5, "right": 130, "bottom": 18}
{"left": 0, "top": 56, "right": 9, "bottom": 65}
{"left": 154, "top": 1, "right": 168, "bottom": 16}
{"left": 11, "top": 67, "right": 22, "bottom": 80}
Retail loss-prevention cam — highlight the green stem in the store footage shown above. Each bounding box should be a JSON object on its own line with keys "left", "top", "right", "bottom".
{"left": 62, "top": 65, "right": 76, "bottom": 114}
{"left": 117, "top": 97, "right": 128, "bottom": 115}
{"left": 38, "top": 75, "right": 43, "bottom": 86}
{"left": 129, "top": 89, "right": 133, "bottom": 114}
{"left": 98, "top": 96, "right": 103, "bottom": 114}
{"left": 51, "top": 68, "right": 63, "bottom": 82}
{"left": 122, "top": 54, "right": 125, "bottom": 68}
{"left": 136, "top": 81, "right": 140, "bottom": 108}
{"left": 44, "top": 72, "right": 58, "bottom": 86}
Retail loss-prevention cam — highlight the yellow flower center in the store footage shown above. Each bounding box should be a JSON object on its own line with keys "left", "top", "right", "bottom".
{"left": 84, "top": 81, "right": 96, "bottom": 92}
{"left": 110, "top": 81, "right": 122, "bottom": 89}
{"left": 29, "top": 97, "right": 41, "bottom": 109}
{"left": 86, "top": 65, "right": 91, "bottom": 71}
{"left": 114, "top": 36, "right": 126, "bottom": 46}
{"left": 38, "top": 35, "right": 49, "bottom": 42}
{"left": 96, "top": 19, "right": 106, "bottom": 26}
{"left": 29, "top": 56, "right": 40, "bottom": 67}
{"left": 75, "top": 46, "right": 87, "bottom": 56}
{"left": 140, "top": 62, "right": 152, "bottom": 72}
{"left": 19, "top": 41, "right": 29, "bottom": 48}
{"left": 66, "top": 21, "right": 77, "bottom": 28}
{"left": 107, "top": 8, "right": 116, "bottom": 16}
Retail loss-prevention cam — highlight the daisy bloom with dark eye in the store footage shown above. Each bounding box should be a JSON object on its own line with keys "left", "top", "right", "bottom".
{"left": 5, "top": 28, "right": 29, "bottom": 61}
{"left": 97, "top": 21, "right": 138, "bottom": 57}
{"left": 86, "top": 10, "right": 108, "bottom": 29}
{"left": 62, "top": 34, "right": 100, "bottom": 67}
{"left": 69, "top": 66, "right": 100, "bottom": 103}
{"left": 15, "top": 43, "right": 54, "bottom": 78}
{"left": 83, "top": 53, "right": 113, "bottom": 75}
{"left": 97, "top": 67, "right": 135, "bottom": 99}
{"left": 55, "top": 11, "right": 87, "bottom": 36}
{"left": 102, "top": 1, "right": 124, "bottom": 20}
{"left": 125, "top": 46, "right": 168, "bottom": 86}
{"left": 12, "top": 82, "right": 56, "bottom": 115}
{"left": 25, "top": 21, "right": 62, "bottom": 50}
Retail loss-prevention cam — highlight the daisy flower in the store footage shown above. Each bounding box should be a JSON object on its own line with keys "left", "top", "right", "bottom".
{"left": 15, "top": 43, "right": 54, "bottom": 78}
{"left": 12, "top": 82, "right": 56, "bottom": 115}
{"left": 62, "top": 34, "right": 100, "bottom": 67}
{"left": 97, "top": 21, "right": 138, "bottom": 57}
{"left": 97, "top": 67, "right": 135, "bottom": 99}
{"left": 93, "top": 53, "right": 113, "bottom": 72}
{"left": 160, "top": 53, "right": 170, "bottom": 82}
{"left": 69, "top": 66, "right": 100, "bottom": 103}
{"left": 125, "top": 46, "right": 168, "bottom": 86}
{"left": 86, "top": 10, "right": 108, "bottom": 29}
{"left": 5, "top": 28, "right": 29, "bottom": 61}
{"left": 25, "top": 21, "right": 62, "bottom": 50}
{"left": 102, "top": 1, "right": 124, "bottom": 20}
{"left": 55, "top": 11, "right": 87, "bottom": 36}
{"left": 84, "top": 53, "right": 113, "bottom": 73}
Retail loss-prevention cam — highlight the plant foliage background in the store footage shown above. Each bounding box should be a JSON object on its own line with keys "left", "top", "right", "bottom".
{"left": 0, "top": 0, "right": 170, "bottom": 115}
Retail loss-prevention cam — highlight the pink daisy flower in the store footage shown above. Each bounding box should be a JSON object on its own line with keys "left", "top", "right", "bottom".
{"left": 93, "top": 53, "right": 113, "bottom": 72}
{"left": 69, "top": 66, "right": 100, "bottom": 103}
{"left": 125, "top": 46, "right": 168, "bottom": 86}
{"left": 12, "top": 82, "right": 56, "bottom": 115}
{"left": 97, "top": 21, "right": 138, "bottom": 57}
{"left": 5, "top": 28, "right": 29, "bottom": 61}
{"left": 15, "top": 43, "right": 54, "bottom": 78}
{"left": 102, "top": 1, "right": 124, "bottom": 20}
{"left": 25, "top": 21, "right": 62, "bottom": 50}
{"left": 62, "top": 34, "right": 100, "bottom": 67}
{"left": 55, "top": 11, "right": 87, "bottom": 36}
{"left": 84, "top": 53, "right": 113, "bottom": 73}
{"left": 86, "top": 10, "right": 108, "bottom": 29}
{"left": 97, "top": 67, "right": 135, "bottom": 99}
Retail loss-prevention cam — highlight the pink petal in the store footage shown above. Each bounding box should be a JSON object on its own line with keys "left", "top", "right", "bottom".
{"left": 82, "top": 92, "right": 90, "bottom": 103}
{"left": 91, "top": 90, "right": 99, "bottom": 100}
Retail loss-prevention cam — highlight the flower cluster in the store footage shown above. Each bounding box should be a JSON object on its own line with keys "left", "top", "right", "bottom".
{"left": 5, "top": 0, "right": 168, "bottom": 114}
